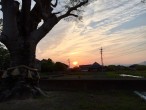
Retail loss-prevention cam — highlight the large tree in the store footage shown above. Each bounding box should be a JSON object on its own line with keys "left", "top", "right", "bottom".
{"left": 0, "top": 0, "right": 89, "bottom": 101}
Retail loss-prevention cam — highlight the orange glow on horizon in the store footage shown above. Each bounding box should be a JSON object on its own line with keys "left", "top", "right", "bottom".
{"left": 72, "top": 61, "right": 78, "bottom": 66}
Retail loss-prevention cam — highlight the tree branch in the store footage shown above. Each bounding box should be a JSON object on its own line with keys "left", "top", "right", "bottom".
{"left": 30, "top": 3, "right": 42, "bottom": 31}
{"left": 30, "top": 15, "right": 58, "bottom": 44}
{"left": 58, "top": 0, "right": 88, "bottom": 20}
{"left": 34, "top": 0, "right": 53, "bottom": 21}
{"left": 20, "top": 0, "right": 31, "bottom": 35}
{"left": 51, "top": 0, "right": 58, "bottom": 7}
{"left": 69, "top": 14, "right": 78, "bottom": 17}
{"left": 1, "top": 0, "right": 19, "bottom": 40}
{"left": 21, "top": 0, "right": 31, "bottom": 18}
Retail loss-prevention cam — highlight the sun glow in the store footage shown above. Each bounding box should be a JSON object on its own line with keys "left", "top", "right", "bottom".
{"left": 72, "top": 61, "right": 78, "bottom": 66}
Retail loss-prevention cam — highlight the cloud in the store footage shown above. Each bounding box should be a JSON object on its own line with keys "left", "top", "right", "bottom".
{"left": 108, "top": 12, "right": 146, "bottom": 33}
{"left": 36, "top": 0, "right": 146, "bottom": 65}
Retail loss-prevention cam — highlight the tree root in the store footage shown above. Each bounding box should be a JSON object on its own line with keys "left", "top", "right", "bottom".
{"left": 0, "top": 65, "right": 47, "bottom": 102}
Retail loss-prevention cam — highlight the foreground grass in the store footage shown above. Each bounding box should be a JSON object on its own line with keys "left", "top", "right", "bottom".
{"left": 0, "top": 90, "right": 146, "bottom": 110}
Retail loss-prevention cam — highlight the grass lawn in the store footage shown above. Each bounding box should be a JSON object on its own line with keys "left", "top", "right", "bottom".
{"left": 40, "top": 70, "right": 146, "bottom": 80}
{"left": 0, "top": 90, "right": 146, "bottom": 110}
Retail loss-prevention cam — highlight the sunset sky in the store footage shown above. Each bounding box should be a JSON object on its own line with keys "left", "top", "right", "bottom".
{"left": 1, "top": 0, "right": 145, "bottom": 67}
{"left": 36, "top": 0, "right": 146, "bottom": 67}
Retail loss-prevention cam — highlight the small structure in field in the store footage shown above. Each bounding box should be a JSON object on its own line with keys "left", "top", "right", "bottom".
{"left": 79, "top": 65, "right": 91, "bottom": 72}
{"left": 79, "top": 62, "right": 101, "bottom": 72}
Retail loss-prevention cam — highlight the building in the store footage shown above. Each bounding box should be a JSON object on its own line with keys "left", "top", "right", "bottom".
{"left": 79, "top": 64, "right": 91, "bottom": 72}
{"left": 79, "top": 62, "right": 101, "bottom": 72}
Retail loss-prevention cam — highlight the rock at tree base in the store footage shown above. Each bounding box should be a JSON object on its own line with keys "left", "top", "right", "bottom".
{"left": 0, "top": 65, "right": 45, "bottom": 102}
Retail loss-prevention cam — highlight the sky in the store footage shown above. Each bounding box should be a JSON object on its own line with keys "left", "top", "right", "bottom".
{"left": 36, "top": 0, "right": 146, "bottom": 67}
{"left": 1, "top": 0, "right": 146, "bottom": 67}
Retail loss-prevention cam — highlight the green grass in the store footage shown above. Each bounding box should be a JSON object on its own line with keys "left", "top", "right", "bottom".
{"left": 0, "top": 90, "right": 146, "bottom": 110}
{"left": 40, "top": 70, "right": 146, "bottom": 80}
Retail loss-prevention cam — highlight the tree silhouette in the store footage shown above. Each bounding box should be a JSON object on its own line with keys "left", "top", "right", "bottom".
{"left": 0, "top": 0, "right": 89, "bottom": 101}
{"left": 41, "top": 58, "right": 55, "bottom": 72}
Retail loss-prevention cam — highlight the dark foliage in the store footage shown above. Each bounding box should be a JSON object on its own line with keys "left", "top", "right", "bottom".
{"left": 41, "top": 58, "right": 68, "bottom": 72}
{"left": 129, "top": 64, "right": 146, "bottom": 71}
{"left": 0, "top": 44, "right": 10, "bottom": 70}
{"left": 41, "top": 59, "right": 55, "bottom": 72}
{"left": 54, "top": 62, "right": 68, "bottom": 71}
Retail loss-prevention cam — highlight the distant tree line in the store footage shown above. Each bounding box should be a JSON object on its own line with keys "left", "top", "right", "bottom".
{"left": 0, "top": 44, "right": 68, "bottom": 72}
{"left": 104, "top": 64, "right": 146, "bottom": 71}
{"left": 0, "top": 44, "right": 145, "bottom": 72}
{"left": 41, "top": 59, "right": 68, "bottom": 72}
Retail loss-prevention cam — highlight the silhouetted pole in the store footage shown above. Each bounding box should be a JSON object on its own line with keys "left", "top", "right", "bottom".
{"left": 67, "top": 59, "right": 70, "bottom": 68}
{"left": 100, "top": 47, "right": 104, "bottom": 72}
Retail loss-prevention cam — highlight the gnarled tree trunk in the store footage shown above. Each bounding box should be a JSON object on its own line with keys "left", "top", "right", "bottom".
{"left": 8, "top": 41, "right": 36, "bottom": 67}
{"left": 0, "top": 39, "right": 44, "bottom": 101}
{"left": 0, "top": 0, "right": 89, "bottom": 102}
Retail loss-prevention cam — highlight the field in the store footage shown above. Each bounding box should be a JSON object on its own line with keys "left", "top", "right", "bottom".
{"left": 40, "top": 70, "right": 146, "bottom": 80}
{"left": 0, "top": 70, "right": 146, "bottom": 109}
{"left": 0, "top": 90, "right": 146, "bottom": 110}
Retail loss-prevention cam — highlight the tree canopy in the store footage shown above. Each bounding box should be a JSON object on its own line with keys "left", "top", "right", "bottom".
{"left": 41, "top": 58, "right": 68, "bottom": 72}
{"left": 0, "top": 0, "right": 89, "bottom": 45}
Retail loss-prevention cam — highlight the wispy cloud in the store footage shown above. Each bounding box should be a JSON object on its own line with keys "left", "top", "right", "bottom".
{"left": 36, "top": 0, "right": 146, "bottom": 66}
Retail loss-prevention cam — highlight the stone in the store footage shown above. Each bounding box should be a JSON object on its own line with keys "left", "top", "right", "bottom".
{"left": 11, "top": 68, "right": 20, "bottom": 76}
{"left": 2, "top": 71, "right": 8, "bottom": 78}
{"left": 0, "top": 65, "right": 46, "bottom": 102}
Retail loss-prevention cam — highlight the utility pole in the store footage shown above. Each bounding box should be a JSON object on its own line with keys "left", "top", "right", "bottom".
{"left": 100, "top": 47, "right": 104, "bottom": 72}
{"left": 67, "top": 59, "right": 70, "bottom": 68}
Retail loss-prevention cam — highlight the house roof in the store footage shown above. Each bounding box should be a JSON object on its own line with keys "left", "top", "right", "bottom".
{"left": 90, "top": 62, "right": 101, "bottom": 69}
{"left": 79, "top": 62, "right": 101, "bottom": 70}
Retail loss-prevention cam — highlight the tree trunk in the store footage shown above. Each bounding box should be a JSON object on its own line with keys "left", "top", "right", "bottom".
{"left": 0, "top": 39, "right": 46, "bottom": 102}
{"left": 9, "top": 42, "right": 36, "bottom": 68}
{"left": 0, "top": 0, "right": 89, "bottom": 102}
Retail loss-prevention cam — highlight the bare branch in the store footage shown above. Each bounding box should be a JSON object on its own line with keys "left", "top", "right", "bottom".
{"left": 53, "top": 11, "right": 61, "bottom": 15}
{"left": 51, "top": 0, "right": 58, "bottom": 7}
{"left": 21, "top": 0, "right": 31, "bottom": 15}
{"left": 20, "top": 0, "right": 31, "bottom": 35}
{"left": 69, "top": 14, "right": 78, "bottom": 17}
{"left": 1, "top": 0, "right": 19, "bottom": 40}
{"left": 30, "top": 15, "right": 58, "bottom": 44}
{"left": 58, "top": 0, "right": 88, "bottom": 20}
{"left": 34, "top": 0, "right": 53, "bottom": 21}
{"left": 29, "top": 0, "right": 89, "bottom": 43}
{"left": 34, "top": 0, "right": 42, "bottom": 9}
{"left": 30, "top": 3, "right": 42, "bottom": 31}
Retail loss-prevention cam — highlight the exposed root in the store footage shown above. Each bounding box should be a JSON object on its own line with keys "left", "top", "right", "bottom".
{"left": 0, "top": 65, "right": 47, "bottom": 102}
